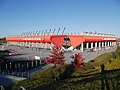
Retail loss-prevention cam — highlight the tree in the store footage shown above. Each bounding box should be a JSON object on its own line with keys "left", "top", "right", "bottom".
{"left": 47, "top": 46, "right": 65, "bottom": 65}
{"left": 47, "top": 46, "right": 65, "bottom": 82}
{"left": 0, "top": 37, "right": 6, "bottom": 43}
{"left": 70, "top": 53, "right": 84, "bottom": 67}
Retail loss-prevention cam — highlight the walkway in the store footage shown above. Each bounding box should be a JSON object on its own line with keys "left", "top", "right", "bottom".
{"left": 0, "top": 74, "right": 25, "bottom": 87}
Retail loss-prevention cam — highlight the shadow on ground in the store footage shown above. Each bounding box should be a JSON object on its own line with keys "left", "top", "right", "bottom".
{"left": 34, "top": 64, "right": 120, "bottom": 90}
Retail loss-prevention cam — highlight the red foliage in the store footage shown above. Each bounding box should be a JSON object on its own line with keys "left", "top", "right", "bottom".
{"left": 71, "top": 53, "right": 84, "bottom": 68}
{"left": 47, "top": 46, "right": 65, "bottom": 65}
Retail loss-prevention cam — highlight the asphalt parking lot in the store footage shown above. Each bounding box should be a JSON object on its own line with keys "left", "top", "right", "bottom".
{"left": 1, "top": 44, "right": 117, "bottom": 63}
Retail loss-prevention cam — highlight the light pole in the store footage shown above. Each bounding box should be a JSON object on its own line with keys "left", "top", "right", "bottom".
{"left": 0, "top": 85, "right": 5, "bottom": 90}
{"left": 6, "top": 64, "right": 7, "bottom": 69}
{"left": 36, "top": 60, "right": 37, "bottom": 66}
{"left": 18, "top": 63, "right": 20, "bottom": 68}
{"left": 32, "top": 61, "right": 33, "bottom": 67}
{"left": 27, "top": 63, "right": 28, "bottom": 68}
{"left": 0, "top": 64, "right": 1, "bottom": 72}
{"left": 10, "top": 62, "right": 11, "bottom": 69}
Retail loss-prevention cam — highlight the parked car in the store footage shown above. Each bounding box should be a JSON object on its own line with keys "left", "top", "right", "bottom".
{"left": 8, "top": 52, "right": 20, "bottom": 55}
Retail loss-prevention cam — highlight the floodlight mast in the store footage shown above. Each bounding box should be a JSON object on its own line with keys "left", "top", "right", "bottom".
{"left": 57, "top": 28, "right": 60, "bottom": 35}
{"left": 38, "top": 30, "right": 41, "bottom": 36}
{"left": 62, "top": 27, "right": 65, "bottom": 35}
{"left": 41, "top": 30, "right": 44, "bottom": 36}
{"left": 52, "top": 28, "right": 56, "bottom": 35}
{"left": 48, "top": 29, "right": 51, "bottom": 36}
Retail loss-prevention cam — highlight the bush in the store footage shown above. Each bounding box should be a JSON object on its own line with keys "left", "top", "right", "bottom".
{"left": 111, "top": 52, "right": 117, "bottom": 59}
{"left": 116, "top": 46, "right": 120, "bottom": 58}
{"left": 105, "top": 60, "right": 120, "bottom": 70}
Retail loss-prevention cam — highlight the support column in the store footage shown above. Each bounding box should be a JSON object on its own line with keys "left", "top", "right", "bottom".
{"left": 102, "top": 42, "right": 104, "bottom": 47}
{"left": 19, "top": 42, "right": 21, "bottom": 46}
{"left": 39, "top": 43, "right": 41, "bottom": 48}
{"left": 33, "top": 42, "right": 36, "bottom": 47}
{"left": 113, "top": 42, "right": 115, "bottom": 46}
{"left": 95, "top": 42, "right": 97, "bottom": 48}
{"left": 110, "top": 42, "right": 112, "bottom": 46}
{"left": 18, "top": 42, "right": 20, "bottom": 46}
{"left": 32, "top": 42, "right": 34, "bottom": 47}
{"left": 115, "top": 42, "right": 117, "bottom": 46}
{"left": 111, "top": 42, "right": 113, "bottom": 46}
{"left": 26, "top": 42, "right": 28, "bottom": 47}
{"left": 108, "top": 42, "right": 110, "bottom": 46}
{"left": 105, "top": 42, "right": 107, "bottom": 47}
{"left": 45, "top": 43, "right": 48, "bottom": 48}
{"left": 91, "top": 42, "right": 93, "bottom": 48}
{"left": 99, "top": 42, "right": 101, "bottom": 47}
{"left": 27, "top": 42, "right": 30, "bottom": 47}
{"left": 112, "top": 42, "right": 114, "bottom": 46}
{"left": 86, "top": 43, "right": 89, "bottom": 49}
{"left": 27, "top": 42, "right": 29, "bottom": 47}
{"left": 38, "top": 43, "right": 40, "bottom": 48}
{"left": 41, "top": 43, "right": 44, "bottom": 48}
{"left": 21, "top": 42, "right": 23, "bottom": 46}
{"left": 30, "top": 42, "right": 32, "bottom": 47}
{"left": 81, "top": 43, "right": 84, "bottom": 52}
{"left": 47, "top": 43, "right": 50, "bottom": 49}
{"left": 23, "top": 42, "right": 24, "bottom": 47}
{"left": 35, "top": 43, "right": 36, "bottom": 48}
{"left": 36, "top": 43, "right": 38, "bottom": 48}
{"left": 95, "top": 42, "right": 97, "bottom": 50}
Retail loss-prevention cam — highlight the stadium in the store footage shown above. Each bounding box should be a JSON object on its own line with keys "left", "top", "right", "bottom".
{"left": 6, "top": 29, "right": 118, "bottom": 52}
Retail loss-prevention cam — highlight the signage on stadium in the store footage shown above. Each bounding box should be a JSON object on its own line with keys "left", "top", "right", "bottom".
{"left": 22, "top": 38, "right": 44, "bottom": 41}
{"left": 103, "top": 38, "right": 116, "bottom": 40}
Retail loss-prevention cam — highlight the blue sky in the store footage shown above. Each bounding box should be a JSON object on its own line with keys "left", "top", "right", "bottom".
{"left": 0, "top": 0, "right": 120, "bottom": 37}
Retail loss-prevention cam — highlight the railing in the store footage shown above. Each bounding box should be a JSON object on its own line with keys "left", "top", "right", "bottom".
{"left": 0, "top": 85, "right": 5, "bottom": 90}
{"left": 20, "top": 86, "right": 26, "bottom": 90}
{"left": 0, "top": 85, "right": 26, "bottom": 90}
{"left": 80, "top": 32, "right": 116, "bottom": 37}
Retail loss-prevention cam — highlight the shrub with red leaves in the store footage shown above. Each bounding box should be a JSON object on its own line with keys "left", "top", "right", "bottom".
{"left": 71, "top": 53, "right": 84, "bottom": 67}
{"left": 47, "top": 46, "right": 65, "bottom": 65}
